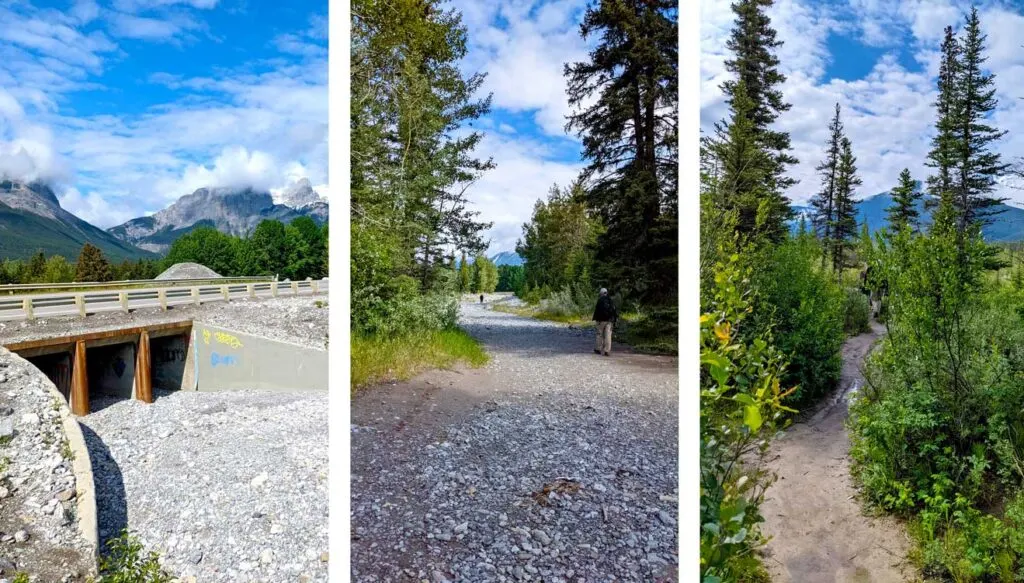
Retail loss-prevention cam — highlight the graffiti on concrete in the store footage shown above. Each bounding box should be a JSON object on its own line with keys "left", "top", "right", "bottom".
{"left": 203, "top": 329, "right": 211, "bottom": 345}
{"left": 214, "top": 331, "right": 243, "bottom": 349}
{"left": 210, "top": 352, "right": 239, "bottom": 367}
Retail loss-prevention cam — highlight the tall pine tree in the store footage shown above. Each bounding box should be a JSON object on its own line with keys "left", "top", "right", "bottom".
{"left": 810, "top": 103, "right": 844, "bottom": 264}
{"left": 887, "top": 168, "right": 921, "bottom": 233}
{"left": 564, "top": 0, "right": 677, "bottom": 304}
{"left": 831, "top": 137, "right": 861, "bottom": 277}
{"left": 717, "top": 0, "right": 796, "bottom": 239}
{"left": 952, "top": 7, "right": 1008, "bottom": 235}
{"left": 926, "top": 25, "right": 961, "bottom": 218}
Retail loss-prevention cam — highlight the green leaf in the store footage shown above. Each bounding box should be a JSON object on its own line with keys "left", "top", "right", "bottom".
{"left": 743, "top": 406, "right": 763, "bottom": 432}
{"left": 723, "top": 527, "right": 747, "bottom": 544}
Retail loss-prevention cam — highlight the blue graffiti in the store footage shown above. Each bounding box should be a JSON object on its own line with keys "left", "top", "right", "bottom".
{"left": 210, "top": 352, "right": 239, "bottom": 367}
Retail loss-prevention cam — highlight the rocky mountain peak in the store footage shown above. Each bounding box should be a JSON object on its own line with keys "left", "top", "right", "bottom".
{"left": 273, "top": 178, "right": 321, "bottom": 209}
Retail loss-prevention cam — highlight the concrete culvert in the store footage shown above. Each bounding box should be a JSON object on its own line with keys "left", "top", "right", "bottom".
{"left": 155, "top": 262, "right": 222, "bottom": 280}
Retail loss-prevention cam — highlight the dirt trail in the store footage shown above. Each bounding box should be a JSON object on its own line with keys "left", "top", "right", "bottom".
{"left": 761, "top": 322, "right": 913, "bottom": 583}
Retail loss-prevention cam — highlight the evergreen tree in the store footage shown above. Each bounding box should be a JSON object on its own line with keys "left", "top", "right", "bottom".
{"left": 75, "top": 243, "right": 112, "bottom": 282}
{"left": 951, "top": 7, "right": 1008, "bottom": 235}
{"left": 810, "top": 103, "right": 844, "bottom": 264}
{"left": 717, "top": 0, "right": 796, "bottom": 238}
{"left": 564, "top": 0, "right": 677, "bottom": 304}
{"left": 831, "top": 137, "right": 861, "bottom": 277}
{"left": 707, "top": 81, "right": 775, "bottom": 238}
{"left": 887, "top": 168, "right": 921, "bottom": 233}
{"left": 25, "top": 251, "right": 46, "bottom": 282}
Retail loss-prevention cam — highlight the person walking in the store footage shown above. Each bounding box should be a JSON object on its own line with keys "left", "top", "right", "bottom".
{"left": 592, "top": 288, "right": 616, "bottom": 356}
{"left": 480, "top": 294, "right": 484, "bottom": 304}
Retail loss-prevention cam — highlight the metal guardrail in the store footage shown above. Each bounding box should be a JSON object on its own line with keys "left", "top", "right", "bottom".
{"left": 0, "top": 275, "right": 276, "bottom": 295}
{"left": 0, "top": 278, "right": 329, "bottom": 322}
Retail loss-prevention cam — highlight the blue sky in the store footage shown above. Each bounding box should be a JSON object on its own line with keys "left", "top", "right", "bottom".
{"left": 449, "top": 0, "right": 596, "bottom": 254}
{"left": 0, "top": 0, "right": 327, "bottom": 227}
{"left": 701, "top": 0, "right": 1024, "bottom": 207}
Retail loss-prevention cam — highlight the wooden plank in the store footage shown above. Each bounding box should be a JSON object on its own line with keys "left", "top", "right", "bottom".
{"left": 70, "top": 340, "right": 89, "bottom": 416}
{"left": 3, "top": 321, "right": 193, "bottom": 353}
{"left": 135, "top": 331, "right": 153, "bottom": 404}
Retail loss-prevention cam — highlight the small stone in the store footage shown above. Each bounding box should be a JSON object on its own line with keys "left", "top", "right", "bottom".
{"left": 0, "top": 418, "right": 12, "bottom": 439}
{"left": 0, "top": 406, "right": 12, "bottom": 416}
{"left": 0, "top": 487, "right": 8, "bottom": 499}
{"left": 453, "top": 522, "right": 469, "bottom": 534}
{"left": 250, "top": 473, "right": 269, "bottom": 488}
{"left": 532, "top": 529, "right": 551, "bottom": 546}
{"left": 19, "top": 413, "right": 39, "bottom": 427}
{"left": 57, "top": 488, "right": 76, "bottom": 502}
{"left": 319, "top": 551, "right": 329, "bottom": 562}
{"left": 13, "top": 530, "right": 28, "bottom": 543}
{"left": 657, "top": 510, "right": 675, "bottom": 526}
{"left": 190, "top": 551, "right": 204, "bottom": 564}
{"left": 270, "top": 524, "right": 283, "bottom": 534}
{"left": 260, "top": 549, "right": 273, "bottom": 564}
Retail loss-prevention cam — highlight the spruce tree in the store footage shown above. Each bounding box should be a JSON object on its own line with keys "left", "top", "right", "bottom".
{"left": 887, "top": 168, "right": 921, "bottom": 233}
{"left": 952, "top": 7, "right": 1008, "bottom": 234}
{"left": 832, "top": 137, "right": 861, "bottom": 277}
{"left": 708, "top": 81, "right": 774, "bottom": 239}
{"left": 810, "top": 103, "right": 844, "bottom": 264}
{"left": 75, "top": 243, "right": 112, "bottom": 283}
{"left": 458, "top": 252, "right": 471, "bottom": 293}
{"left": 564, "top": 0, "right": 677, "bottom": 304}
{"left": 926, "top": 25, "right": 961, "bottom": 219}
{"left": 718, "top": 0, "right": 796, "bottom": 238}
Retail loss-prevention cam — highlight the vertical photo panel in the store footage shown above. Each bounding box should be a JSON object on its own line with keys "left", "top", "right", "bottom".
{"left": 350, "top": 0, "right": 679, "bottom": 581}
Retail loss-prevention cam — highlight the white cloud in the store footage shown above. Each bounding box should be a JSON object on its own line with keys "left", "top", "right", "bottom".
{"left": 702, "top": 0, "right": 1024, "bottom": 207}
{"left": 0, "top": 89, "right": 66, "bottom": 184}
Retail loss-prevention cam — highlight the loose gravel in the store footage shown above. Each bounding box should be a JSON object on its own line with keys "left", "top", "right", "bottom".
{"left": 0, "top": 347, "right": 94, "bottom": 581}
{"left": 351, "top": 300, "right": 679, "bottom": 582}
{"left": 80, "top": 390, "right": 328, "bottom": 582}
{"left": 0, "top": 295, "right": 328, "bottom": 349}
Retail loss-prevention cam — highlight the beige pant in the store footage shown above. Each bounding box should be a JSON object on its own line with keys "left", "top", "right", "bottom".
{"left": 595, "top": 321, "right": 613, "bottom": 354}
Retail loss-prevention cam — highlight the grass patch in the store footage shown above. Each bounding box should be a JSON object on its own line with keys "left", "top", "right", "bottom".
{"left": 351, "top": 328, "right": 488, "bottom": 390}
{"left": 490, "top": 303, "right": 589, "bottom": 325}
{"left": 93, "top": 530, "right": 173, "bottom": 583}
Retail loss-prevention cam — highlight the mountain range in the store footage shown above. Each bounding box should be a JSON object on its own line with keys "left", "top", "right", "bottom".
{"left": 0, "top": 180, "right": 154, "bottom": 261}
{"left": 793, "top": 190, "right": 1024, "bottom": 242}
{"left": 108, "top": 178, "right": 328, "bottom": 253}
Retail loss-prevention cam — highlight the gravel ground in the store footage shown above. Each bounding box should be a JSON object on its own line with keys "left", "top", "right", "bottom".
{"left": 0, "top": 347, "right": 94, "bottom": 581}
{"left": 79, "top": 389, "right": 328, "bottom": 582}
{"left": 0, "top": 295, "right": 328, "bottom": 349}
{"left": 351, "top": 300, "right": 679, "bottom": 582}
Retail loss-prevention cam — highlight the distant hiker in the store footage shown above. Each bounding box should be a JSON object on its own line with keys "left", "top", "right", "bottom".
{"left": 480, "top": 294, "right": 484, "bottom": 304}
{"left": 592, "top": 288, "right": 617, "bottom": 356}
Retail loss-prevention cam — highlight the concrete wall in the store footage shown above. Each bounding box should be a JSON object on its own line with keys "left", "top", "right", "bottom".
{"left": 27, "top": 352, "right": 72, "bottom": 399}
{"left": 86, "top": 343, "right": 136, "bottom": 398}
{"left": 192, "top": 323, "right": 327, "bottom": 392}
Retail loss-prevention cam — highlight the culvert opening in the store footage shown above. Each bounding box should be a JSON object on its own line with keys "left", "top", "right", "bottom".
{"left": 6, "top": 321, "right": 195, "bottom": 415}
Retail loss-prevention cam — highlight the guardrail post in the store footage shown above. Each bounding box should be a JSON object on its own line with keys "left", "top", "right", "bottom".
{"left": 248, "top": 284, "right": 255, "bottom": 299}
{"left": 192, "top": 287, "right": 200, "bottom": 306}
{"left": 71, "top": 341, "right": 89, "bottom": 416}
{"left": 22, "top": 298, "right": 33, "bottom": 321}
{"left": 119, "top": 291, "right": 128, "bottom": 313}
{"left": 134, "top": 331, "right": 153, "bottom": 404}
{"left": 158, "top": 290, "right": 167, "bottom": 311}
{"left": 75, "top": 294, "right": 86, "bottom": 317}
{"left": 291, "top": 281, "right": 298, "bottom": 295}
{"left": 312, "top": 280, "right": 319, "bottom": 293}
{"left": 222, "top": 285, "right": 229, "bottom": 302}
{"left": 271, "top": 281, "right": 278, "bottom": 297}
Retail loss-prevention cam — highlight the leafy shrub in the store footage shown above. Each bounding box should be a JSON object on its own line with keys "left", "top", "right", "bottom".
{"left": 96, "top": 531, "right": 173, "bottom": 583}
{"left": 748, "top": 235, "right": 844, "bottom": 408}
{"left": 700, "top": 251, "right": 795, "bottom": 582}
{"left": 843, "top": 288, "right": 871, "bottom": 334}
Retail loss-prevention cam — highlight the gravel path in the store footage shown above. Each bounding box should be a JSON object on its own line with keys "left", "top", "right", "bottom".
{"left": 0, "top": 347, "right": 93, "bottom": 581}
{"left": 351, "top": 300, "right": 679, "bottom": 582}
{"left": 0, "top": 295, "right": 328, "bottom": 349}
{"left": 79, "top": 389, "right": 328, "bottom": 582}
{"left": 761, "top": 322, "right": 912, "bottom": 582}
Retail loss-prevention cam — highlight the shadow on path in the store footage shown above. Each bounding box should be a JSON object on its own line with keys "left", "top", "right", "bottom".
{"left": 78, "top": 423, "right": 127, "bottom": 556}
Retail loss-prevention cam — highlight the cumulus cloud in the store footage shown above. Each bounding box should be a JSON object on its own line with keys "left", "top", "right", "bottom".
{"left": 0, "top": 88, "right": 66, "bottom": 184}
{"left": 702, "top": 0, "right": 1024, "bottom": 206}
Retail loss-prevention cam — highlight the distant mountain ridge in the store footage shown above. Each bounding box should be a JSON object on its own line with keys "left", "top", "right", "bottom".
{"left": 792, "top": 190, "right": 1024, "bottom": 242}
{"left": 0, "top": 179, "right": 154, "bottom": 261}
{"left": 109, "top": 178, "right": 329, "bottom": 253}
{"left": 491, "top": 251, "right": 523, "bottom": 266}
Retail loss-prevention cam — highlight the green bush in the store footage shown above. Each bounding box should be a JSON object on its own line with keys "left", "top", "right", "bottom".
{"left": 96, "top": 531, "right": 173, "bottom": 582}
{"left": 748, "top": 235, "right": 844, "bottom": 409}
{"left": 843, "top": 288, "right": 871, "bottom": 334}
